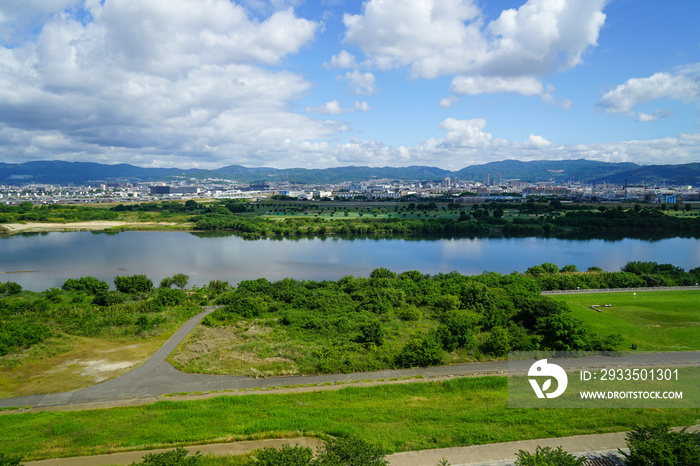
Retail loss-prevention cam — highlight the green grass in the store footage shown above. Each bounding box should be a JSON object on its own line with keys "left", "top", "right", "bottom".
{"left": 551, "top": 291, "right": 700, "bottom": 351}
{"left": 0, "top": 377, "right": 697, "bottom": 461}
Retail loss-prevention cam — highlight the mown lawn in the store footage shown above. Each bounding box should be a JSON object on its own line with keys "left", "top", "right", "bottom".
{"left": 551, "top": 290, "right": 700, "bottom": 351}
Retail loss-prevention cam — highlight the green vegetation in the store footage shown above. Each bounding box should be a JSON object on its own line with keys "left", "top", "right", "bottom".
{"left": 0, "top": 202, "right": 119, "bottom": 224}
{"left": 0, "top": 377, "right": 696, "bottom": 461}
{"left": 171, "top": 268, "right": 623, "bottom": 377}
{"left": 2, "top": 199, "right": 698, "bottom": 240}
{"left": 0, "top": 274, "right": 200, "bottom": 397}
{"left": 551, "top": 290, "right": 700, "bottom": 351}
{"left": 515, "top": 446, "right": 584, "bottom": 466}
{"left": 621, "top": 424, "right": 700, "bottom": 466}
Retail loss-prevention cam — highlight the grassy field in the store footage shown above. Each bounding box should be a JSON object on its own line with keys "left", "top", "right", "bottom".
{"left": 0, "top": 333, "right": 170, "bottom": 398}
{"left": 1, "top": 376, "right": 697, "bottom": 462}
{"left": 550, "top": 290, "right": 700, "bottom": 352}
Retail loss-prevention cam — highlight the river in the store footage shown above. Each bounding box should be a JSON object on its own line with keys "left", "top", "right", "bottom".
{"left": 1, "top": 231, "right": 699, "bottom": 291}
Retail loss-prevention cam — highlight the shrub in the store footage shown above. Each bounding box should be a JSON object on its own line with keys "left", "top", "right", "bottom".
{"left": 154, "top": 288, "right": 187, "bottom": 307}
{"left": 436, "top": 311, "right": 476, "bottom": 351}
{"left": 515, "top": 446, "right": 584, "bottom": 465}
{"left": 358, "top": 320, "right": 384, "bottom": 347}
{"left": 114, "top": 274, "right": 154, "bottom": 294}
{"left": 0, "top": 452, "right": 23, "bottom": 466}
{"left": 395, "top": 334, "right": 445, "bottom": 368}
{"left": 621, "top": 424, "right": 700, "bottom": 466}
{"left": 315, "top": 436, "right": 388, "bottom": 466}
{"left": 62, "top": 276, "right": 109, "bottom": 295}
{"left": 254, "top": 444, "right": 313, "bottom": 466}
{"left": 134, "top": 447, "right": 202, "bottom": 465}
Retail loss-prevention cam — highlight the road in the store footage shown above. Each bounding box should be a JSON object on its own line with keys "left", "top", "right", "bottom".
{"left": 1, "top": 306, "right": 698, "bottom": 410}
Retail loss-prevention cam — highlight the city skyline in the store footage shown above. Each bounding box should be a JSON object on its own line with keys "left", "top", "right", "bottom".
{"left": 0, "top": 0, "right": 699, "bottom": 170}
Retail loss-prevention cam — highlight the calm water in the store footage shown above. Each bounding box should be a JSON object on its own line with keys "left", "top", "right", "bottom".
{"left": 1, "top": 231, "right": 699, "bottom": 291}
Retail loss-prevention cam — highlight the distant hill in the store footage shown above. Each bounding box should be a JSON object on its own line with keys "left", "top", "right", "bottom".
{"left": 455, "top": 159, "right": 639, "bottom": 183}
{"left": 589, "top": 163, "right": 700, "bottom": 186}
{"left": 0, "top": 159, "right": 697, "bottom": 186}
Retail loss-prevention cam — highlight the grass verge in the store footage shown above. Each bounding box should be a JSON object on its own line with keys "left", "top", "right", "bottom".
{"left": 1, "top": 377, "right": 697, "bottom": 461}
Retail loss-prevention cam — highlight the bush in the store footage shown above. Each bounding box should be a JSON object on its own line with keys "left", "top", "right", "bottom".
{"left": 621, "top": 424, "right": 700, "bottom": 466}
{"left": 134, "top": 447, "right": 202, "bottom": 465}
{"left": 315, "top": 436, "right": 388, "bottom": 466}
{"left": 395, "top": 334, "right": 445, "bottom": 368}
{"left": 254, "top": 444, "right": 313, "bottom": 466}
{"left": 515, "top": 446, "right": 584, "bottom": 465}
{"left": 114, "top": 274, "right": 154, "bottom": 294}
{"left": 154, "top": 288, "right": 187, "bottom": 307}
{"left": 0, "top": 282, "right": 22, "bottom": 296}
{"left": 62, "top": 276, "right": 109, "bottom": 295}
{"left": 0, "top": 452, "right": 23, "bottom": 466}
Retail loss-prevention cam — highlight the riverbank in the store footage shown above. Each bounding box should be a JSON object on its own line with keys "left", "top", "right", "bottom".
{"left": 0, "top": 221, "right": 191, "bottom": 234}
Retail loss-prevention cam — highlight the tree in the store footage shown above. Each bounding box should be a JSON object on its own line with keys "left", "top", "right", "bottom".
{"left": 621, "top": 424, "right": 700, "bottom": 466}
{"left": 62, "top": 276, "right": 109, "bottom": 295}
{"left": 515, "top": 446, "right": 584, "bottom": 466}
{"left": 114, "top": 274, "right": 153, "bottom": 294}
{"left": 171, "top": 273, "right": 189, "bottom": 289}
{"left": 560, "top": 264, "right": 578, "bottom": 273}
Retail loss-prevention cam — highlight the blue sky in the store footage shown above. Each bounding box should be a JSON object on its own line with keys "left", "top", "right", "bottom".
{"left": 0, "top": 0, "right": 698, "bottom": 170}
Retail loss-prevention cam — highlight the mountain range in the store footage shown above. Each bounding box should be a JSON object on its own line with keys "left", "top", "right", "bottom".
{"left": 1, "top": 160, "right": 698, "bottom": 186}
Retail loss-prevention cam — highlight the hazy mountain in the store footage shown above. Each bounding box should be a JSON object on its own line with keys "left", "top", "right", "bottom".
{"left": 454, "top": 159, "right": 639, "bottom": 183}
{"left": 589, "top": 163, "right": 700, "bottom": 186}
{"left": 1, "top": 159, "right": 697, "bottom": 186}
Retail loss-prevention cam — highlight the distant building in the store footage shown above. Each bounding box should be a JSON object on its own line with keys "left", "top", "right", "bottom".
{"left": 483, "top": 173, "right": 490, "bottom": 186}
{"left": 150, "top": 185, "right": 171, "bottom": 195}
{"left": 495, "top": 173, "right": 502, "bottom": 186}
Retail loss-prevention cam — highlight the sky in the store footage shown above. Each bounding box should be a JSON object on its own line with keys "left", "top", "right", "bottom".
{"left": 0, "top": 0, "right": 699, "bottom": 170}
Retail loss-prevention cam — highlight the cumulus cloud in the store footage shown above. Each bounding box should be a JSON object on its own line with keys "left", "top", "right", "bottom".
{"left": 596, "top": 68, "right": 700, "bottom": 120}
{"left": 450, "top": 76, "right": 543, "bottom": 96}
{"left": 439, "top": 96, "right": 459, "bottom": 108}
{"left": 291, "top": 119, "right": 700, "bottom": 170}
{"left": 342, "top": 0, "right": 607, "bottom": 103}
{"left": 344, "top": 69, "right": 376, "bottom": 95}
{"left": 0, "top": 0, "right": 328, "bottom": 168}
{"left": 306, "top": 100, "right": 372, "bottom": 114}
{"left": 327, "top": 50, "right": 357, "bottom": 68}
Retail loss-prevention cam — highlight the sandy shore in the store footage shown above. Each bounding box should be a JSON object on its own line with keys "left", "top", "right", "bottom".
{"left": 0, "top": 221, "right": 186, "bottom": 233}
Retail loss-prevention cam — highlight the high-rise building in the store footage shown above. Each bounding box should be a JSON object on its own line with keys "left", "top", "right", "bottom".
{"left": 483, "top": 173, "right": 490, "bottom": 186}
{"left": 495, "top": 173, "right": 502, "bottom": 186}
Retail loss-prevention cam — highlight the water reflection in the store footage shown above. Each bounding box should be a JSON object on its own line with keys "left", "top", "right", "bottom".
{"left": 0, "top": 231, "right": 698, "bottom": 291}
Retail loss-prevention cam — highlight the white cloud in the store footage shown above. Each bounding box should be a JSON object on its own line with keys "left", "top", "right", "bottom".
{"left": 306, "top": 100, "right": 372, "bottom": 114}
{"left": 307, "top": 100, "right": 346, "bottom": 115}
{"left": 342, "top": 0, "right": 607, "bottom": 102}
{"left": 354, "top": 101, "right": 371, "bottom": 112}
{"left": 439, "top": 96, "right": 459, "bottom": 108}
{"left": 597, "top": 69, "right": 700, "bottom": 119}
{"left": 344, "top": 69, "right": 376, "bottom": 95}
{"left": 327, "top": 50, "right": 357, "bottom": 68}
{"left": 0, "top": 0, "right": 327, "bottom": 168}
{"left": 450, "top": 76, "right": 543, "bottom": 96}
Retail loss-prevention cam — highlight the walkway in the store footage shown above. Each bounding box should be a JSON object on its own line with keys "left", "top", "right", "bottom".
{"left": 22, "top": 426, "right": 700, "bottom": 466}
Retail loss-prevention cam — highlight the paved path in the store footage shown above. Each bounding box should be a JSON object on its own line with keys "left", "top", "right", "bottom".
{"left": 22, "top": 426, "right": 700, "bottom": 466}
{"left": 542, "top": 285, "right": 700, "bottom": 295}
{"left": 1, "top": 306, "right": 698, "bottom": 410}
